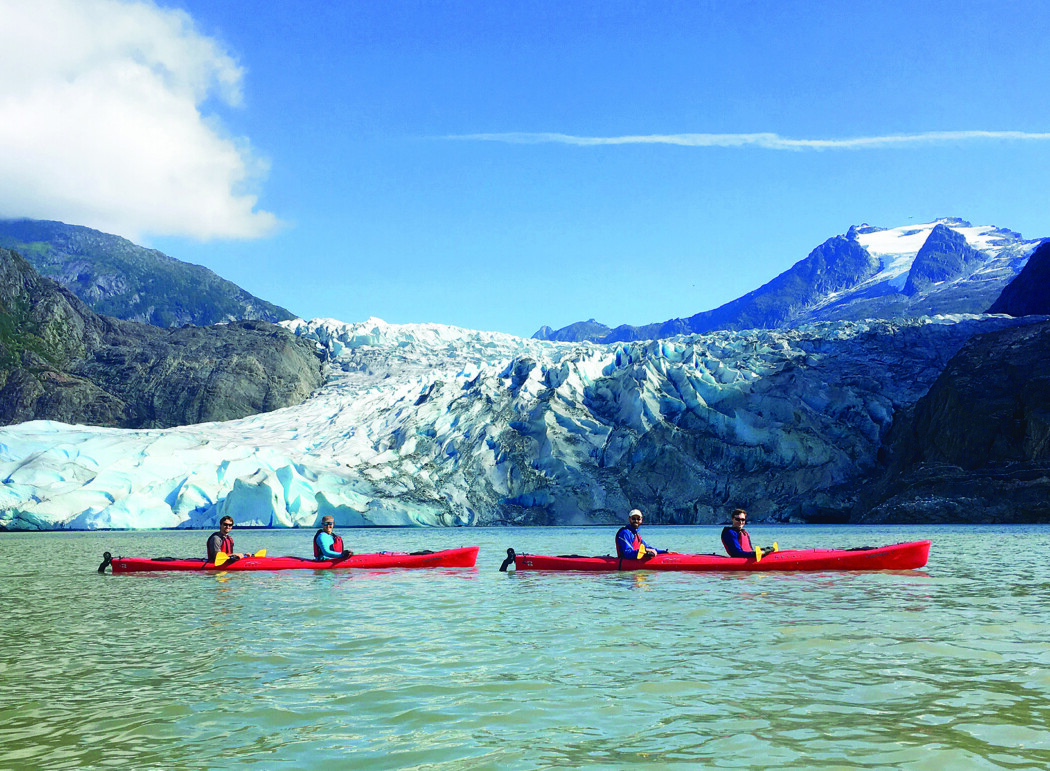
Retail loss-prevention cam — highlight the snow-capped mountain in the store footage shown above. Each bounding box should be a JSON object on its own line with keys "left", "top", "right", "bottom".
{"left": 812, "top": 219, "right": 1035, "bottom": 322}
{"left": 0, "top": 313, "right": 1039, "bottom": 530}
{"left": 536, "top": 218, "right": 1043, "bottom": 342}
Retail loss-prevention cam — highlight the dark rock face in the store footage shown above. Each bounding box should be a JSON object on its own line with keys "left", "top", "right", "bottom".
{"left": 903, "top": 223, "right": 986, "bottom": 296}
{"left": 989, "top": 240, "right": 1050, "bottom": 316}
{"left": 855, "top": 319, "right": 1050, "bottom": 523}
{"left": 598, "top": 234, "right": 879, "bottom": 343}
{"left": 1, "top": 248, "right": 324, "bottom": 429}
{"left": 0, "top": 218, "right": 296, "bottom": 327}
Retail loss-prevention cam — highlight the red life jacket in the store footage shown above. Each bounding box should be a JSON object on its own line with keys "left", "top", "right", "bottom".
{"left": 207, "top": 533, "right": 234, "bottom": 562}
{"left": 615, "top": 526, "right": 645, "bottom": 558}
{"left": 738, "top": 529, "right": 752, "bottom": 551}
{"left": 313, "top": 529, "right": 344, "bottom": 559}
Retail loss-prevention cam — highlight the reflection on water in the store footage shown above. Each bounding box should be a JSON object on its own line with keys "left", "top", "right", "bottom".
{"left": 1, "top": 525, "right": 1048, "bottom": 769}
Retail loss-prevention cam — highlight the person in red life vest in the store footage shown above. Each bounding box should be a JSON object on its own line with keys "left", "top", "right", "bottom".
{"left": 206, "top": 516, "right": 246, "bottom": 561}
{"left": 314, "top": 515, "right": 353, "bottom": 560}
{"left": 615, "top": 509, "right": 668, "bottom": 560}
{"left": 721, "top": 508, "right": 756, "bottom": 558}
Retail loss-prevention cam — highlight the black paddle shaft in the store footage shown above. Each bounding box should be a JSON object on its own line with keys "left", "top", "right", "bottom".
{"left": 499, "top": 548, "right": 516, "bottom": 572}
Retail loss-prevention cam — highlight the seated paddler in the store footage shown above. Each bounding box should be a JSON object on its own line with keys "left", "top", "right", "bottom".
{"left": 615, "top": 508, "right": 667, "bottom": 561}
{"left": 721, "top": 508, "right": 757, "bottom": 558}
{"left": 206, "top": 516, "right": 246, "bottom": 561}
{"left": 314, "top": 515, "right": 353, "bottom": 560}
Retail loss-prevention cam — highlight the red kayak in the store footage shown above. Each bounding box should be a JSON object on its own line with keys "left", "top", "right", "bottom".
{"left": 501, "top": 541, "right": 930, "bottom": 572}
{"left": 100, "top": 546, "right": 479, "bottom": 573}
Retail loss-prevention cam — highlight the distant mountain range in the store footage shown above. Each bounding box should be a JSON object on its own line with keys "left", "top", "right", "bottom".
{"left": 0, "top": 218, "right": 296, "bottom": 327}
{"left": 4, "top": 217, "right": 1050, "bottom": 528}
{"left": 534, "top": 218, "right": 1044, "bottom": 342}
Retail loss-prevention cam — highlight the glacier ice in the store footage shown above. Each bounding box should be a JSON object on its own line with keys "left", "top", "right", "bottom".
{"left": 0, "top": 313, "right": 1038, "bottom": 530}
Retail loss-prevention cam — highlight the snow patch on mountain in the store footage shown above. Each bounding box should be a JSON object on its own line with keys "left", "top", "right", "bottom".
{"left": 854, "top": 219, "right": 1030, "bottom": 286}
{"left": 806, "top": 219, "right": 1037, "bottom": 321}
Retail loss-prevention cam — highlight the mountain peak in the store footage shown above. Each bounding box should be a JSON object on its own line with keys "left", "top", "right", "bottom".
{"left": 539, "top": 217, "right": 1042, "bottom": 343}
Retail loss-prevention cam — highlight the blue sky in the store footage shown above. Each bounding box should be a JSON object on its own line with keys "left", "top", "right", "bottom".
{"left": 2, "top": 0, "right": 1048, "bottom": 337}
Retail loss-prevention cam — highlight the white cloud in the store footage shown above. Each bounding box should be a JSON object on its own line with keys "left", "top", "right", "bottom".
{"left": 0, "top": 0, "right": 278, "bottom": 241}
{"left": 451, "top": 130, "right": 1050, "bottom": 149}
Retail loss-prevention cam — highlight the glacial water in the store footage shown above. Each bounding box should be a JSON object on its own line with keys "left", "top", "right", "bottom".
{"left": 2, "top": 524, "right": 1049, "bottom": 770}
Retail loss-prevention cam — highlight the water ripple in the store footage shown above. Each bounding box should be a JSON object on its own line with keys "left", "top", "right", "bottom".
{"left": 2, "top": 526, "right": 1049, "bottom": 768}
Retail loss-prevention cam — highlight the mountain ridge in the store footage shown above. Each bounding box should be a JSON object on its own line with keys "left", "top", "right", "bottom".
{"left": 0, "top": 218, "right": 296, "bottom": 328}
{"left": 535, "top": 218, "right": 1042, "bottom": 342}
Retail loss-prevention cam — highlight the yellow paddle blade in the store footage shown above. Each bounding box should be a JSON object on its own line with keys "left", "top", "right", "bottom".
{"left": 213, "top": 551, "right": 229, "bottom": 567}
{"left": 772, "top": 542, "right": 779, "bottom": 553}
{"left": 754, "top": 546, "right": 763, "bottom": 562}
{"left": 636, "top": 545, "right": 646, "bottom": 559}
{"left": 255, "top": 548, "right": 266, "bottom": 557}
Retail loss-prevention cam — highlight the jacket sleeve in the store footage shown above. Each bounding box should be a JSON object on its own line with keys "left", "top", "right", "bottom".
{"left": 721, "top": 528, "right": 755, "bottom": 558}
{"left": 206, "top": 533, "right": 222, "bottom": 561}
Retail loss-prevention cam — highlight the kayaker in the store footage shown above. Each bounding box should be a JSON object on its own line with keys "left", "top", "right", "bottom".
{"left": 615, "top": 509, "right": 668, "bottom": 561}
{"left": 721, "top": 508, "right": 756, "bottom": 558}
{"left": 313, "top": 515, "right": 353, "bottom": 560}
{"left": 206, "top": 517, "right": 246, "bottom": 561}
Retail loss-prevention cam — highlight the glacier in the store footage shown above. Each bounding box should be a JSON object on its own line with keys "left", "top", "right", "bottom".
{"left": 0, "top": 314, "right": 1037, "bottom": 530}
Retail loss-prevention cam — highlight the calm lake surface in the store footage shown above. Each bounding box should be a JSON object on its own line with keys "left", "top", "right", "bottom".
{"left": 2, "top": 524, "right": 1049, "bottom": 770}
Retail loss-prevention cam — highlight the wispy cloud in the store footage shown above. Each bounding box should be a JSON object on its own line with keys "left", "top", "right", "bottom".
{"left": 450, "top": 130, "right": 1050, "bottom": 150}
{"left": 0, "top": 0, "right": 279, "bottom": 241}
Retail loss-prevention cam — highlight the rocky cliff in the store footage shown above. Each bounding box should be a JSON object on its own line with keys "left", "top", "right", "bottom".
{"left": 854, "top": 319, "right": 1050, "bottom": 523}
{"left": 903, "top": 223, "right": 987, "bottom": 296}
{"left": 853, "top": 239, "right": 1050, "bottom": 523}
{"left": 988, "top": 240, "right": 1050, "bottom": 316}
{"left": 0, "top": 247, "right": 324, "bottom": 428}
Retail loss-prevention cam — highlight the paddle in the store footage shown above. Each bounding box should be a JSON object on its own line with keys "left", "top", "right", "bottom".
{"left": 213, "top": 547, "right": 267, "bottom": 567}
{"left": 754, "top": 542, "right": 779, "bottom": 562}
{"left": 499, "top": 548, "right": 517, "bottom": 572}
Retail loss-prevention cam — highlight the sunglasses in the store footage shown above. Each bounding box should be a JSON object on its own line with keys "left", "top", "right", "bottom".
{"left": 220, "top": 522, "right": 234, "bottom": 527}
{"left": 322, "top": 522, "right": 334, "bottom": 527}
{"left": 732, "top": 517, "right": 746, "bottom": 522}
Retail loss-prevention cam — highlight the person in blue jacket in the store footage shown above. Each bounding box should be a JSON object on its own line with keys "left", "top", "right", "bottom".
{"left": 313, "top": 515, "right": 353, "bottom": 560}
{"left": 615, "top": 509, "right": 668, "bottom": 560}
{"left": 721, "top": 508, "right": 756, "bottom": 558}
